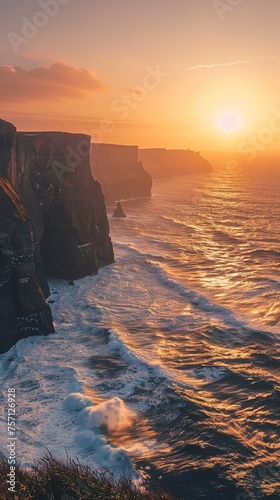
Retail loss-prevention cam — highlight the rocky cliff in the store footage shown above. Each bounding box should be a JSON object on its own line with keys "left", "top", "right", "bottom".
{"left": 138, "top": 148, "right": 213, "bottom": 178}
{"left": 16, "top": 132, "right": 114, "bottom": 280}
{"left": 0, "top": 176, "right": 55, "bottom": 354}
{"left": 0, "top": 119, "right": 115, "bottom": 353}
{"left": 0, "top": 119, "right": 17, "bottom": 184}
{"left": 90, "top": 144, "right": 152, "bottom": 204}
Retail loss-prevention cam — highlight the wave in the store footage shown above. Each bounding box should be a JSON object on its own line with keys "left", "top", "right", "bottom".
{"left": 0, "top": 333, "right": 137, "bottom": 479}
{"left": 112, "top": 240, "right": 170, "bottom": 263}
{"left": 160, "top": 215, "right": 197, "bottom": 232}
{"left": 109, "top": 241, "right": 279, "bottom": 336}
{"left": 146, "top": 260, "right": 252, "bottom": 329}
{"left": 212, "top": 229, "right": 243, "bottom": 245}
{"left": 250, "top": 248, "right": 280, "bottom": 260}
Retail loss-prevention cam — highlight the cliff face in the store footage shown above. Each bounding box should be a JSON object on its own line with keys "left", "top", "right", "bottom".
{"left": 0, "top": 119, "right": 115, "bottom": 353}
{"left": 138, "top": 148, "right": 213, "bottom": 178}
{"left": 90, "top": 144, "right": 153, "bottom": 204}
{"left": 16, "top": 132, "right": 114, "bottom": 280}
{"left": 0, "top": 119, "right": 17, "bottom": 184}
{"left": 0, "top": 176, "right": 55, "bottom": 354}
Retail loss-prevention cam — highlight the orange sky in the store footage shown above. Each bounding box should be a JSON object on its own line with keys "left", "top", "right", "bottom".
{"left": 1, "top": 0, "right": 280, "bottom": 153}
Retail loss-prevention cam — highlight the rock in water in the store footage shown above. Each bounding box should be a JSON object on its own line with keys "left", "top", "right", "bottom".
{"left": 0, "top": 176, "right": 55, "bottom": 354}
{"left": 112, "top": 202, "right": 127, "bottom": 218}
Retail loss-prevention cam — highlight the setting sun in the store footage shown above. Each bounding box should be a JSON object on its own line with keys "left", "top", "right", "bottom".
{"left": 217, "top": 112, "right": 243, "bottom": 133}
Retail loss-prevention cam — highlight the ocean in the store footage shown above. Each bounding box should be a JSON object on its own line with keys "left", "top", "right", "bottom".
{"left": 0, "top": 166, "right": 279, "bottom": 499}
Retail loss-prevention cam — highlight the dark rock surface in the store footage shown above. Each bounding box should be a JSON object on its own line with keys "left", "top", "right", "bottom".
{"left": 0, "top": 176, "right": 54, "bottom": 354}
{"left": 0, "top": 119, "right": 17, "bottom": 182}
{"left": 15, "top": 132, "right": 114, "bottom": 280}
{"left": 138, "top": 148, "right": 213, "bottom": 178}
{"left": 112, "top": 202, "right": 127, "bottom": 218}
{"left": 90, "top": 144, "right": 152, "bottom": 204}
{"left": 0, "top": 118, "right": 115, "bottom": 353}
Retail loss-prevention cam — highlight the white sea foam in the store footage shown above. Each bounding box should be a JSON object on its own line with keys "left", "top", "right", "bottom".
{"left": 63, "top": 394, "right": 138, "bottom": 478}
{"left": 63, "top": 392, "right": 94, "bottom": 411}
{"left": 76, "top": 396, "right": 135, "bottom": 432}
{"left": 191, "top": 366, "right": 230, "bottom": 382}
{"left": 0, "top": 328, "right": 138, "bottom": 479}
{"left": 0, "top": 273, "right": 173, "bottom": 477}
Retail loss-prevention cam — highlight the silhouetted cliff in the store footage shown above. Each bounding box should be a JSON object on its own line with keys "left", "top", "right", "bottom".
{"left": 0, "top": 119, "right": 115, "bottom": 353}
{"left": 138, "top": 148, "right": 213, "bottom": 178}
{"left": 0, "top": 176, "right": 54, "bottom": 353}
{"left": 16, "top": 132, "right": 114, "bottom": 280}
{"left": 90, "top": 144, "right": 152, "bottom": 204}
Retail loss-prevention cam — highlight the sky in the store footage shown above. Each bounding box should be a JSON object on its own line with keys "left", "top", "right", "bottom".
{"left": 0, "top": 0, "right": 280, "bottom": 151}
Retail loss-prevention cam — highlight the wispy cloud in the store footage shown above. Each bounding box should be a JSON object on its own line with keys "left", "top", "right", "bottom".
{"left": 188, "top": 56, "right": 278, "bottom": 71}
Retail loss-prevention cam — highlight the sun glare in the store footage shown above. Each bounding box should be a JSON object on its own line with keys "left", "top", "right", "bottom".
{"left": 217, "top": 112, "right": 243, "bottom": 133}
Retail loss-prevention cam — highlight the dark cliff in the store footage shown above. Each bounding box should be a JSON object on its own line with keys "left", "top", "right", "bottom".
{"left": 0, "top": 176, "right": 55, "bottom": 353}
{"left": 90, "top": 144, "right": 152, "bottom": 204}
{"left": 138, "top": 148, "right": 213, "bottom": 178}
{"left": 16, "top": 132, "right": 114, "bottom": 280}
{"left": 0, "top": 119, "right": 17, "bottom": 184}
{"left": 0, "top": 119, "right": 115, "bottom": 353}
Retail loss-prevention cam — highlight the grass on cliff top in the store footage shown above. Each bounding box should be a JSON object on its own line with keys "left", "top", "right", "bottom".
{"left": 0, "top": 452, "right": 172, "bottom": 500}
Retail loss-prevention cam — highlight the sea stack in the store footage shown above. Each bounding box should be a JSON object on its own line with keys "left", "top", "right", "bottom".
{"left": 112, "top": 202, "right": 127, "bottom": 218}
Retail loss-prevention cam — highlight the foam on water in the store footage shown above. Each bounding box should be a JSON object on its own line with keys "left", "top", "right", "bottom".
{"left": 0, "top": 274, "right": 184, "bottom": 477}
{"left": 0, "top": 329, "right": 138, "bottom": 478}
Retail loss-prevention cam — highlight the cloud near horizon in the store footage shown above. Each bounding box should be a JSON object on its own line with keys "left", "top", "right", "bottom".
{"left": 0, "top": 62, "right": 110, "bottom": 104}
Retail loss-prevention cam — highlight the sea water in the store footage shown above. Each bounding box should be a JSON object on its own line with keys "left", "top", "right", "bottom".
{"left": 0, "top": 166, "right": 279, "bottom": 499}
